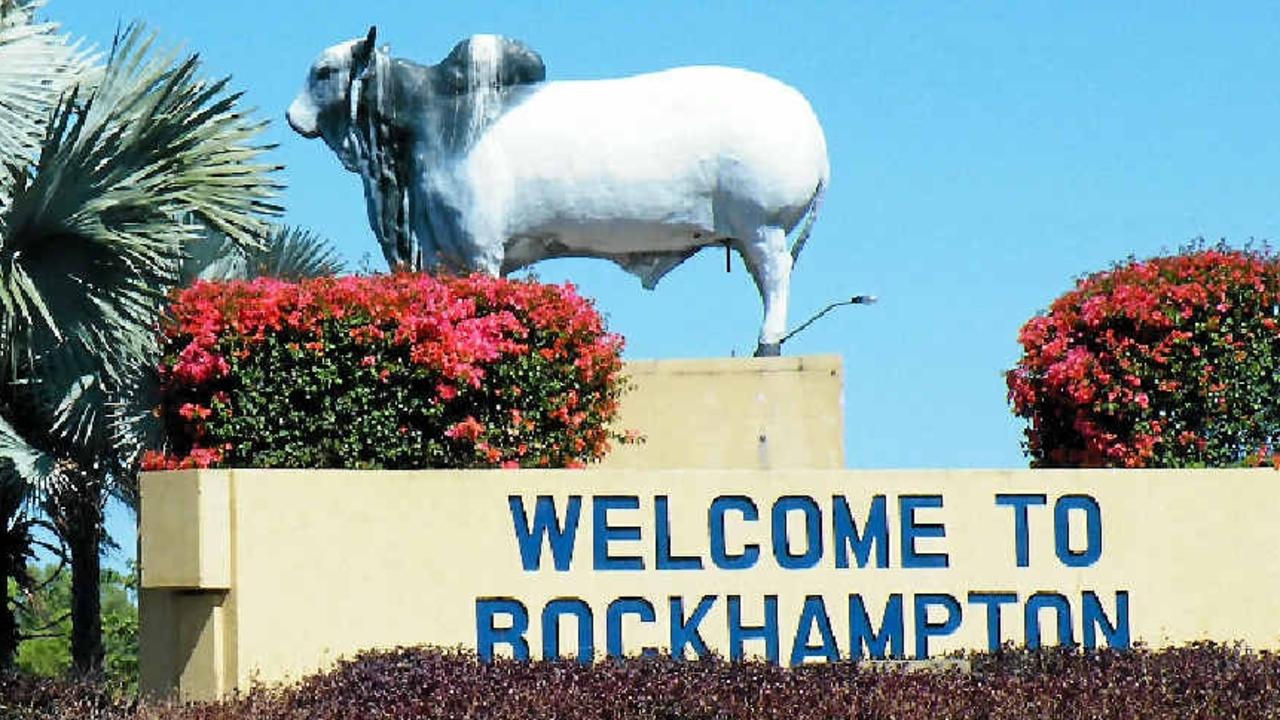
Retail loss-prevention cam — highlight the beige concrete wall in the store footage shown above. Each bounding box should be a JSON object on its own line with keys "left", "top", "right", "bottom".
{"left": 137, "top": 356, "right": 1280, "bottom": 699}
{"left": 600, "top": 355, "right": 844, "bottom": 469}
{"left": 141, "top": 467, "right": 1280, "bottom": 700}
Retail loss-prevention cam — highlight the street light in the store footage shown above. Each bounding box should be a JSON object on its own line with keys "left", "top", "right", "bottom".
{"left": 779, "top": 295, "right": 878, "bottom": 347}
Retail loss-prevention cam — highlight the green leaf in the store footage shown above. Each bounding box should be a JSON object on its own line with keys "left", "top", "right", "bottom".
{"left": 0, "top": 411, "right": 54, "bottom": 493}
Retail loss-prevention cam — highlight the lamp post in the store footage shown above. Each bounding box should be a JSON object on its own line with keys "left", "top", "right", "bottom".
{"left": 779, "top": 295, "right": 878, "bottom": 348}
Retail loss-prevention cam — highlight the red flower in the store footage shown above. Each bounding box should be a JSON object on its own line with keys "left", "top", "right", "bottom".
{"left": 178, "top": 403, "right": 212, "bottom": 421}
{"left": 445, "top": 417, "right": 485, "bottom": 442}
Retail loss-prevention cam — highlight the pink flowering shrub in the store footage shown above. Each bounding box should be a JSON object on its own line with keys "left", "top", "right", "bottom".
{"left": 144, "top": 274, "right": 631, "bottom": 470}
{"left": 1008, "top": 247, "right": 1280, "bottom": 468}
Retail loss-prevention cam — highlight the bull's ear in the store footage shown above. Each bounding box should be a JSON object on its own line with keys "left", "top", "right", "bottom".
{"left": 498, "top": 38, "right": 545, "bottom": 86}
{"left": 353, "top": 25, "right": 378, "bottom": 78}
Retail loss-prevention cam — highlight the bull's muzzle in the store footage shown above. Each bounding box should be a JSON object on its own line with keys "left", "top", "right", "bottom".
{"left": 286, "top": 96, "right": 322, "bottom": 139}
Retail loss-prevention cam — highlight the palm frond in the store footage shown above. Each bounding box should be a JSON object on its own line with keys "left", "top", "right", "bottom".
{"left": 184, "top": 223, "right": 345, "bottom": 283}
{"left": 0, "top": 410, "right": 55, "bottom": 495}
{"left": 0, "top": 330, "right": 114, "bottom": 492}
{"left": 253, "top": 226, "right": 346, "bottom": 279}
{"left": 105, "top": 361, "right": 159, "bottom": 511}
{"left": 0, "top": 23, "right": 282, "bottom": 383}
{"left": 0, "top": 0, "right": 94, "bottom": 204}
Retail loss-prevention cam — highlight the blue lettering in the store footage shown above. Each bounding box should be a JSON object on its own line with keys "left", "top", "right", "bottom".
{"left": 509, "top": 496, "right": 581, "bottom": 572}
{"left": 789, "top": 595, "right": 839, "bottom": 665}
{"left": 593, "top": 495, "right": 643, "bottom": 570}
{"left": 727, "top": 595, "right": 779, "bottom": 663}
{"left": 913, "top": 593, "right": 961, "bottom": 659}
{"left": 606, "top": 597, "right": 657, "bottom": 658}
{"left": 709, "top": 496, "right": 760, "bottom": 570}
{"left": 832, "top": 495, "right": 889, "bottom": 568}
{"left": 1054, "top": 495, "right": 1102, "bottom": 567}
{"left": 670, "top": 595, "right": 717, "bottom": 660}
{"left": 900, "top": 496, "right": 949, "bottom": 569}
{"left": 995, "top": 494, "right": 1047, "bottom": 567}
{"left": 967, "top": 591, "right": 1018, "bottom": 651}
{"left": 655, "top": 496, "right": 703, "bottom": 570}
{"left": 772, "top": 496, "right": 823, "bottom": 569}
{"left": 476, "top": 597, "right": 529, "bottom": 661}
{"left": 541, "top": 598, "right": 594, "bottom": 662}
{"left": 1082, "top": 591, "right": 1130, "bottom": 650}
{"left": 849, "top": 594, "right": 905, "bottom": 659}
{"left": 1025, "top": 592, "right": 1074, "bottom": 648}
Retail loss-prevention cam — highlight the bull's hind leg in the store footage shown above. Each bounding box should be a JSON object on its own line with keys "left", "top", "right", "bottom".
{"left": 736, "top": 225, "right": 792, "bottom": 357}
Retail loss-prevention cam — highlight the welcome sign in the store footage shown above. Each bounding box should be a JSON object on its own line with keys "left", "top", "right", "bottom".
{"left": 140, "top": 468, "right": 1280, "bottom": 696}
{"left": 482, "top": 489, "right": 1125, "bottom": 664}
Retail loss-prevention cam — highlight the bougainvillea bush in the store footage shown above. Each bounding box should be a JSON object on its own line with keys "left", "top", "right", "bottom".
{"left": 143, "top": 274, "right": 630, "bottom": 471}
{"left": 1008, "top": 246, "right": 1280, "bottom": 467}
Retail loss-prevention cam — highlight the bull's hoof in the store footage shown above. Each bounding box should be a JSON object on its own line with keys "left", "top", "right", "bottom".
{"left": 754, "top": 342, "right": 781, "bottom": 357}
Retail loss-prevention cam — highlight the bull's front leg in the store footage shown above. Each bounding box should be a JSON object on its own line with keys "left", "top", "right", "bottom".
{"left": 737, "top": 225, "right": 791, "bottom": 357}
{"left": 420, "top": 183, "right": 505, "bottom": 275}
{"left": 361, "top": 171, "right": 416, "bottom": 270}
{"left": 453, "top": 224, "right": 503, "bottom": 276}
{"left": 413, "top": 187, "right": 498, "bottom": 275}
{"left": 458, "top": 196, "right": 506, "bottom": 277}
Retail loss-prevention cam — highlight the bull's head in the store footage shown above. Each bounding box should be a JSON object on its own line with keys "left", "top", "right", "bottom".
{"left": 288, "top": 30, "right": 549, "bottom": 271}
{"left": 287, "top": 26, "right": 378, "bottom": 160}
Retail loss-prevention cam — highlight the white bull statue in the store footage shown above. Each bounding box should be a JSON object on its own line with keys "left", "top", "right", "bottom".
{"left": 287, "top": 28, "right": 829, "bottom": 356}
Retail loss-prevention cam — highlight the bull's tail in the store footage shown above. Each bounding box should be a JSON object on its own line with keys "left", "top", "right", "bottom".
{"left": 789, "top": 178, "right": 826, "bottom": 265}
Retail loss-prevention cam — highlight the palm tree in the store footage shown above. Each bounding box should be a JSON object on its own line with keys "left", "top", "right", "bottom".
{"left": 0, "top": 0, "right": 92, "bottom": 670}
{"left": 0, "top": 5, "right": 283, "bottom": 674}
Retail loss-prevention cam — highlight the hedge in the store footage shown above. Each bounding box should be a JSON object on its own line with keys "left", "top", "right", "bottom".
{"left": 5, "top": 643, "right": 1280, "bottom": 719}
{"left": 1008, "top": 246, "right": 1280, "bottom": 467}
{"left": 144, "top": 274, "right": 632, "bottom": 471}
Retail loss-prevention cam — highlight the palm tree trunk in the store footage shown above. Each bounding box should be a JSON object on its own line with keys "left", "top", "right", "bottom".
{"left": 67, "top": 520, "right": 102, "bottom": 671}
{"left": 51, "top": 474, "right": 105, "bottom": 677}
{"left": 68, "top": 514, "right": 103, "bottom": 677}
{"left": 0, "top": 487, "right": 22, "bottom": 670}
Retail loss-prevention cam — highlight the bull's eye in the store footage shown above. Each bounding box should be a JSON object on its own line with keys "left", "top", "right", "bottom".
{"left": 315, "top": 66, "right": 336, "bottom": 81}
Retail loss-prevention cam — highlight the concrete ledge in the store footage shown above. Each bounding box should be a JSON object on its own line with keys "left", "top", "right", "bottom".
{"left": 622, "top": 355, "right": 841, "bottom": 375}
{"left": 140, "top": 469, "right": 231, "bottom": 590}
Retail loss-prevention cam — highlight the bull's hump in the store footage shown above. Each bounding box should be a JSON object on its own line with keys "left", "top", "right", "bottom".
{"left": 553, "top": 66, "right": 801, "bottom": 119}
{"left": 551, "top": 65, "right": 779, "bottom": 92}
{"left": 491, "top": 65, "right": 816, "bottom": 146}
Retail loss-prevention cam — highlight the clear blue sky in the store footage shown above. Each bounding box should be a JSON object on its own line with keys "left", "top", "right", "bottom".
{"left": 41, "top": 1, "right": 1280, "bottom": 565}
